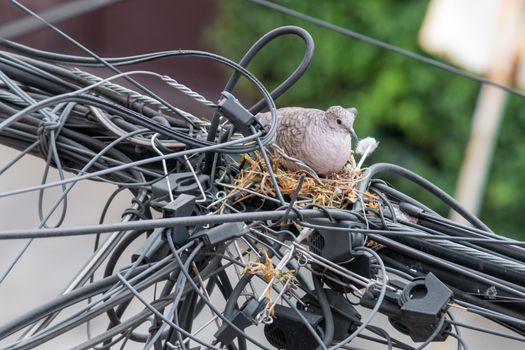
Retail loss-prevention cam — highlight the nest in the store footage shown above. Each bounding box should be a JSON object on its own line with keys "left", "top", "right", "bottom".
{"left": 232, "top": 151, "right": 376, "bottom": 208}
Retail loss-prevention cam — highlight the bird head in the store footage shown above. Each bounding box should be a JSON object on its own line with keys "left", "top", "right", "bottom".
{"left": 325, "top": 106, "right": 357, "bottom": 137}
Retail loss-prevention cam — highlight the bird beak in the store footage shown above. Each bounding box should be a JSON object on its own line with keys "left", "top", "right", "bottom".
{"left": 350, "top": 128, "right": 359, "bottom": 142}
{"left": 345, "top": 107, "right": 358, "bottom": 139}
{"left": 346, "top": 107, "right": 358, "bottom": 116}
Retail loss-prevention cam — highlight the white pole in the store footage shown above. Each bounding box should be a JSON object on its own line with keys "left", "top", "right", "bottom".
{"left": 451, "top": 0, "right": 523, "bottom": 224}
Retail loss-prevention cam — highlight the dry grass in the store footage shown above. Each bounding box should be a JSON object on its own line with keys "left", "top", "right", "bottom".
{"left": 231, "top": 152, "right": 377, "bottom": 208}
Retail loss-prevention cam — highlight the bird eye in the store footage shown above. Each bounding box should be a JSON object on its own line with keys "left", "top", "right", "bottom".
{"left": 336, "top": 119, "right": 342, "bottom": 125}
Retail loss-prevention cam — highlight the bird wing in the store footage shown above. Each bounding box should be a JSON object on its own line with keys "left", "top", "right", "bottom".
{"left": 275, "top": 108, "right": 308, "bottom": 158}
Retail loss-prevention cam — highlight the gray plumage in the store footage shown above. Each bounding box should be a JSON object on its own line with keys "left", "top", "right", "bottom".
{"left": 256, "top": 106, "right": 356, "bottom": 175}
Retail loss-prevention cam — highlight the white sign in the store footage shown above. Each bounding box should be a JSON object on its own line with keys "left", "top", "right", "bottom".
{"left": 419, "top": 0, "right": 525, "bottom": 87}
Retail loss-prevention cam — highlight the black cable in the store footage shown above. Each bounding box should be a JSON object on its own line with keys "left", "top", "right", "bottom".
{"left": 173, "top": 290, "right": 199, "bottom": 349}
{"left": 8, "top": 260, "right": 179, "bottom": 349}
{"left": 312, "top": 276, "right": 334, "bottom": 349}
{"left": 167, "top": 238, "right": 272, "bottom": 349}
{"left": 0, "top": 264, "right": 149, "bottom": 340}
{"left": 1, "top": 87, "right": 273, "bottom": 154}
{"left": 72, "top": 299, "right": 171, "bottom": 350}
{"left": 380, "top": 224, "right": 525, "bottom": 286}
{"left": 0, "top": 129, "right": 264, "bottom": 200}
{"left": 448, "top": 320, "right": 525, "bottom": 343}
{"left": 446, "top": 312, "right": 467, "bottom": 350}
{"left": 0, "top": 47, "right": 280, "bottom": 150}
{"left": 0, "top": 53, "right": 79, "bottom": 91}
{"left": 445, "top": 332, "right": 469, "bottom": 350}
{"left": 368, "top": 185, "right": 397, "bottom": 223}
{"left": 373, "top": 235, "right": 525, "bottom": 298}
{"left": 37, "top": 130, "right": 67, "bottom": 228}
{"left": 0, "top": 60, "right": 71, "bottom": 95}
{"left": 72, "top": 256, "right": 230, "bottom": 350}
{"left": 114, "top": 265, "right": 223, "bottom": 350}
{"left": 221, "top": 274, "right": 251, "bottom": 350}
{"left": 100, "top": 229, "right": 153, "bottom": 344}
{"left": 417, "top": 214, "right": 525, "bottom": 263}
{"left": 3, "top": 51, "right": 188, "bottom": 127}
{"left": 207, "top": 246, "right": 328, "bottom": 349}
{"left": 455, "top": 300, "right": 525, "bottom": 328}
{"left": 204, "top": 25, "right": 314, "bottom": 174}
{"left": 358, "top": 163, "right": 491, "bottom": 231}
{"left": 147, "top": 246, "right": 226, "bottom": 349}
{"left": 154, "top": 241, "right": 205, "bottom": 350}
{"left": 103, "top": 230, "right": 148, "bottom": 279}
{"left": 0, "top": 208, "right": 348, "bottom": 239}
{"left": 379, "top": 249, "right": 525, "bottom": 332}
{"left": 8, "top": 0, "right": 197, "bottom": 126}
{"left": 415, "top": 315, "right": 446, "bottom": 349}
{"left": 365, "top": 325, "right": 416, "bottom": 350}
{"left": 2, "top": 6, "right": 525, "bottom": 348}
{"left": 192, "top": 268, "right": 231, "bottom": 320}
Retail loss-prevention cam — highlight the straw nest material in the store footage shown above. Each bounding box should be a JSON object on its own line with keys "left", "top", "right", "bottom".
{"left": 231, "top": 151, "right": 377, "bottom": 208}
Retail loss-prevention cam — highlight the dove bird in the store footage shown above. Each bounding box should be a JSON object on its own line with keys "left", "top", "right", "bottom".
{"left": 256, "top": 106, "right": 357, "bottom": 175}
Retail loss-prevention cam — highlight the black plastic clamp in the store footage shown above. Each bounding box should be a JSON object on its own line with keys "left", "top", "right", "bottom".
{"left": 217, "top": 91, "right": 261, "bottom": 136}
{"left": 214, "top": 297, "right": 268, "bottom": 345}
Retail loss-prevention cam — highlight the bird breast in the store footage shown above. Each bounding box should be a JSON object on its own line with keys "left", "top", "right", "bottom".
{"left": 303, "top": 126, "right": 352, "bottom": 175}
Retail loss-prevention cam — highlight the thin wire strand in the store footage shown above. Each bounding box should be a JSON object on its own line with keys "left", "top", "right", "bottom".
{"left": 249, "top": 0, "right": 525, "bottom": 99}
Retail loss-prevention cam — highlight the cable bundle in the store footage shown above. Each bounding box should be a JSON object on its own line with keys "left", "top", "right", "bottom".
{"left": 0, "top": 3, "right": 524, "bottom": 349}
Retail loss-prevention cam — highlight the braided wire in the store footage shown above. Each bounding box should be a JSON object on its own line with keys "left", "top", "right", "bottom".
{"left": 428, "top": 238, "right": 525, "bottom": 273}
{"left": 0, "top": 89, "right": 27, "bottom": 106}
{"left": 70, "top": 69, "right": 207, "bottom": 125}
{"left": 161, "top": 75, "right": 217, "bottom": 108}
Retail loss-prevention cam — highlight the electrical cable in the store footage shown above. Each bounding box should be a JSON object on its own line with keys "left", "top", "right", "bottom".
{"left": 358, "top": 163, "right": 491, "bottom": 231}
{"left": 1, "top": 4, "right": 525, "bottom": 348}
{"left": 0, "top": 264, "right": 149, "bottom": 340}
{"left": 204, "top": 25, "right": 314, "bottom": 174}
{"left": 448, "top": 320, "right": 525, "bottom": 343}
{"left": 313, "top": 275, "right": 335, "bottom": 348}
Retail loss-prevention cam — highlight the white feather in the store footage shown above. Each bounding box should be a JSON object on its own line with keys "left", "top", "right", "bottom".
{"left": 356, "top": 137, "right": 379, "bottom": 155}
{"left": 355, "top": 137, "right": 379, "bottom": 169}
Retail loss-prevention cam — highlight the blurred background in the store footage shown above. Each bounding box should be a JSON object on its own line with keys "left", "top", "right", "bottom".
{"left": 0, "top": 0, "right": 524, "bottom": 349}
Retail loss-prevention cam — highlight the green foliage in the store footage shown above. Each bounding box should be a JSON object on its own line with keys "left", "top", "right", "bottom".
{"left": 211, "top": 0, "right": 525, "bottom": 238}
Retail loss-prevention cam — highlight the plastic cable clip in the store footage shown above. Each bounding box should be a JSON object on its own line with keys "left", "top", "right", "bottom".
{"left": 214, "top": 297, "right": 268, "bottom": 345}
{"left": 361, "top": 273, "right": 452, "bottom": 342}
{"left": 191, "top": 221, "right": 245, "bottom": 247}
{"left": 398, "top": 273, "right": 453, "bottom": 342}
{"left": 163, "top": 194, "right": 196, "bottom": 246}
{"left": 217, "top": 91, "right": 260, "bottom": 136}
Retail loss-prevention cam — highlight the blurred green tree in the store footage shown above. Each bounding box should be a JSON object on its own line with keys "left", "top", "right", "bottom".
{"left": 210, "top": 0, "right": 525, "bottom": 238}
